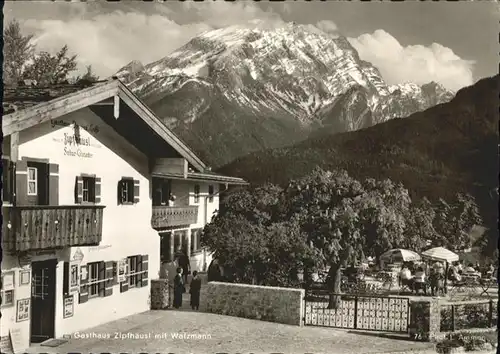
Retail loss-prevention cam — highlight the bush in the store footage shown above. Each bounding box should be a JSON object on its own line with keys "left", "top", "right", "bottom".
{"left": 440, "top": 302, "right": 496, "bottom": 331}
{"left": 445, "top": 331, "right": 497, "bottom": 351}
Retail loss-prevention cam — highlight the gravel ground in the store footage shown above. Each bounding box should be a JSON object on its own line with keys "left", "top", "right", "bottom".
{"left": 28, "top": 303, "right": 435, "bottom": 354}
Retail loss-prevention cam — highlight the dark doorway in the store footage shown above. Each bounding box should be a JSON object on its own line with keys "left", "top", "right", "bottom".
{"left": 26, "top": 161, "right": 49, "bottom": 206}
{"left": 31, "top": 259, "right": 57, "bottom": 343}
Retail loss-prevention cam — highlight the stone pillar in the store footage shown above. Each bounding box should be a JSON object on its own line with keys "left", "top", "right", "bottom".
{"left": 150, "top": 278, "right": 170, "bottom": 309}
{"left": 428, "top": 298, "right": 441, "bottom": 341}
{"left": 169, "top": 232, "right": 174, "bottom": 263}
{"left": 409, "top": 299, "right": 441, "bottom": 342}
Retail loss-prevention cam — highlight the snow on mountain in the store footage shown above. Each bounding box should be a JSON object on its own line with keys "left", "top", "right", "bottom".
{"left": 116, "top": 23, "right": 455, "bottom": 167}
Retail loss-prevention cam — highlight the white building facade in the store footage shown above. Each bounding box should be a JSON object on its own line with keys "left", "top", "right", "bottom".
{"left": 0, "top": 80, "right": 246, "bottom": 353}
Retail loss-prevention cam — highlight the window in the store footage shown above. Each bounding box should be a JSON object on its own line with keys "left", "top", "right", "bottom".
{"left": 194, "top": 184, "right": 200, "bottom": 203}
{"left": 190, "top": 229, "right": 202, "bottom": 254}
{"left": 128, "top": 256, "right": 142, "bottom": 288}
{"left": 118, "top": 179, "right": 134, "bottom": 204}
{"left": 87, "top": 262, "right": 102, "bottom": 298}
{"left": 82, "top": 176, "right": 96, "bottom": 203}
{"left": 1, "top": 290, "right": 14, "bottom": 307}
{"left": 208, "top": 185, "right": 214, "bottom": 203}
{"left": 27, "top": 167, "right": 38, "bottom": 196}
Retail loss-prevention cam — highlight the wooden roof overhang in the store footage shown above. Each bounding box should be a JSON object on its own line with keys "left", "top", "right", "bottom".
{"left": 2, "top": 79, "right": 206, "bottom": 171}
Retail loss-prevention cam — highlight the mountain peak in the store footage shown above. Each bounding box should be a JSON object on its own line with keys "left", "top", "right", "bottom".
{"left": 115, "top": 25, "right": 455, "bottom": 167}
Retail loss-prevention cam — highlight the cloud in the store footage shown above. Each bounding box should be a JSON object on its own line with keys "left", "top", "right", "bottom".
{"left": 8, "top": 3, "right": 475, "bottom": 91}
{"left": 316, "top": 20, "right": 339, "bottom": 34}
{"left": 348, "top": 29, "right": 474, "bottom": 91}
{"left": 14, "top": 2, "right": 285, "bottom": 78}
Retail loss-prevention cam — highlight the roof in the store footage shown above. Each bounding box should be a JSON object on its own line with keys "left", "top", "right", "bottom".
{"left": 3, "top": 82, "right": 96, "bottom": 113}
{"left": 2, "top": 79, "right": 208, "bottom": 172}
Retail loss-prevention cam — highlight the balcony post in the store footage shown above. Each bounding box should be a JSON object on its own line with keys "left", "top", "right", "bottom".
{"left": 187, "top": 229, "right": 191, "bottom": 258}
{"left": 169, "top": 232, "right": 174, "bottom": 263}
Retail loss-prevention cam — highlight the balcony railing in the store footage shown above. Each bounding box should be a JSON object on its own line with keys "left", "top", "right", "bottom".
{"left": 151, "top": 205, "right": 199, "bottom": 229}
{"left": 2, "top": 205, "right": 105, "bottom": 253}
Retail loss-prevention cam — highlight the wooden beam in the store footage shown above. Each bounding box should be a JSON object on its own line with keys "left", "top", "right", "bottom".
{"left": 91, "top": 102, "right": 114, "bottom": 107}
{"left": 2, "top": 80, "right": 119, "bottom": 137}
{"left": 114, "top": 95, "right": 120, "bottom": 119}
{"left": 116, "top": 83, "right": 207, "bottom": 172}
{"left": 10, "top": 132, "right": 19, "bottom": 162}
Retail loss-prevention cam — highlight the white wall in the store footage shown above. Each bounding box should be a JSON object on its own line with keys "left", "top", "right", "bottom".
{"left": 1, "top": 108, "right": 160, "bottom": 350}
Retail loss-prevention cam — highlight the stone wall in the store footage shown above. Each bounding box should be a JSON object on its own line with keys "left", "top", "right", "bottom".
{"left": 408, "top": 298, "right": 498, "bottom": 342}
{"left": 200, "top": 282, "right": 304, "bottom": 326}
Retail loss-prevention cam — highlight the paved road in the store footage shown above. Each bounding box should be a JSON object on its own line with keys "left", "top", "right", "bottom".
{"left": 28, "top": 307, "right": 435, "bottom": 354}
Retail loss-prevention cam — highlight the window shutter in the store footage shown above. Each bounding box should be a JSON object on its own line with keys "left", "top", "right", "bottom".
{"left": 141, "top": 254, "right": 149, "bottom": 287}
{"left": 135, "top": 255, "right": 143, "bottom": 288}
{"left": 112, "top": 262, "right": 118, "bottom": 286}
{"left": 79, "top": 268, "right": 89, "bottom": 303}
{"left": 133, "top": 179, "right": 140, "bottom": 203}
{"left": 98, "top": 261, "right": 106, "bottom": 296}
{"left": 74, "top": 176, "right": 83, "bottom": 204}
{"left": 2, "top": 159, "right": 12, "bottom": 204}
{"left": 63, "top": 261, "right": 69, "bottom": 295}
{"left": 95, "top": 177, "right": 101, "bottom": 204}
{"left": 117, "top": 181, "right": 123, "bottom": 205}
{"left": 103, "top": 261, "right": 113, "bottom": 297}
{"left": 48, "top": 163, "right": 59, "bottom": 206}
{"left": 15, "top": 159, "right": 28, "bottom": 205}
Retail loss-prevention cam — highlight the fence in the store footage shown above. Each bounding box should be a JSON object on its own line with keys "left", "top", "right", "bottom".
{"left": 440, "top": 299, "right": 498, "bottom": 332}
{"left": 304, "top": 290, "right": 410, "bottom": 333}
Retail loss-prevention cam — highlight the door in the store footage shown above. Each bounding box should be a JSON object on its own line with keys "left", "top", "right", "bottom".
{"left": 31, "top": 259, "right": 57, "bottom": 343}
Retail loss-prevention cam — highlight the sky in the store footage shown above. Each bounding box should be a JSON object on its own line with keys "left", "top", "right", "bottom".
{"left": 4, "top": 1, "right": 499, "bottom": 92}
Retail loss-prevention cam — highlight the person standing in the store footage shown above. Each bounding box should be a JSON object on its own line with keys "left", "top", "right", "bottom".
{"left": 189, "top": 270, "right": 202, "bottom": 311}
{"left": 413, "top": 267, "right": 427, "bottom": 295}
{"left": 177, "top": 248, "right": 190, "bottom": 289}
{"left": 399, "top": 263, "right": 413, "bottom": 288}
{"left": 173, "top": 267, "right": 184, "bottom": 309}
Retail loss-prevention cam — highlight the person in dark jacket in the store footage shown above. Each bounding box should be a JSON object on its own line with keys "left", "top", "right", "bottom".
{"left": 189, "top": 270, "right": 202, "bottom": 310}
{"left": 177, "top": 248, "right": 190, "bottom": 290}
{"left": 173, "top": 267, "right": 184, "bottom": 309}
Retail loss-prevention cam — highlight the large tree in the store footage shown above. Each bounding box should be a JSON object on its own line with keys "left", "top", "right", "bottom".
{"left": 202, "top": 184, "right": 315, "bottom": 286}
{"left": 3, "top": 20, "right": 93, "bottom": 86}
{"left": 285, "top": 168, "right": 425, "bottom": 308}
{"left": 3, "top": 20, "right": 35, "bottom": 84}
{"left": 432, "top": 193, "right": 482, "bottom": 251}
{"left": 202, "top": 167, "right": 485, "bottom": 309}
{"left": 23, "top": 45, "right": 78, "bottom": 85}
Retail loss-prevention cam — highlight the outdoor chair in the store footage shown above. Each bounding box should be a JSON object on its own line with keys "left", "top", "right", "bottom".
{"left": 398, "top": 277, "right": 413, "bottom": 294}
{"left": 413, "top": 281, "right": 428, "bottom": 295}
{"left": 479, "top": 277, "right": 497, "bottom": 296}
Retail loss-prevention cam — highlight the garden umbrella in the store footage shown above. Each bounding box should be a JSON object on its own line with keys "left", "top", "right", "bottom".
{"left": 422, "top": 247, "right": 459, "bottom": 289}
{"left": 380, "top": 249, "right": 421, "bottom": 263}
{"left": 421, "top": 247, "right": 459, "bottom": 263}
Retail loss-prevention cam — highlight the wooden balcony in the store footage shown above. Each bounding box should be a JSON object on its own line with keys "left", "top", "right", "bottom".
{"left": 2, "top": 205, "right": 105, "bottom": 253}
{"left": 151, "top": 205, "right": 199, "bottom": 229}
